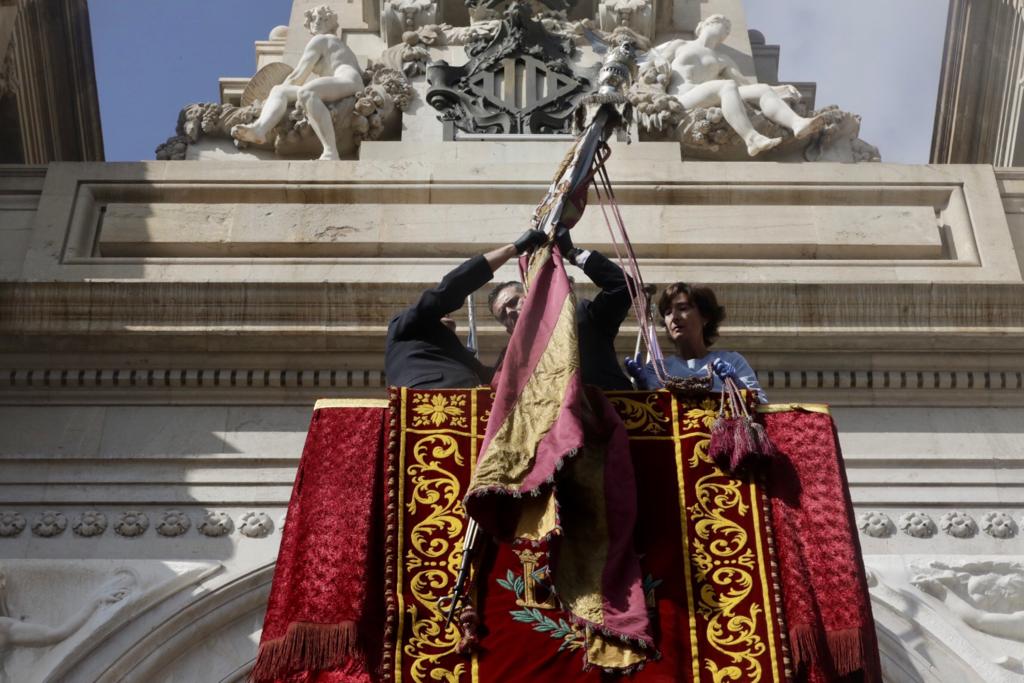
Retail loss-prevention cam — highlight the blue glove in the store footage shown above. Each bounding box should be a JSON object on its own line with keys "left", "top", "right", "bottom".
{"left": 711, "top": 358, "right": 738, "bottom": 382}
{"left": 624, "top": 356, "right": 660, "bottom": 390}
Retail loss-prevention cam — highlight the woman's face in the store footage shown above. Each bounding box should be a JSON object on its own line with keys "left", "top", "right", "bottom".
{"left": 663, "top": 292, "right": 707, "bottom": 349}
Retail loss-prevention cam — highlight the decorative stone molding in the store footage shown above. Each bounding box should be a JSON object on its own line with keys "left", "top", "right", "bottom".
{"left": 114, "top": 511, "right": 150, "bottom": 538}
{"left": 982, "top": 512, "right": 1017, "bottom": 539}
{"left": 940, "top": 511, "right": 978, "bottom": 539}
{"left": 381, "top": 0, "right": 438, "bottom": 47}
{"left": 32, "top": 510, "right": 67, "bottom": 537}
{"left": 199, "top": 511, "right": 234, "bottom": 537}
{"left": 156, "top": 510, "right": 192, "bottom": 537}
{"left": 899, "top": 511, "right": 937, "bottom": 539}
{"left": 597, "top": 0, "right": 653, "bottom": 42}
{"left": 857, "top": 511, "right": 895, "bottom": 538}
{"left": 73, "top": 510, "right": 108, "bottom": 537}
{"left": 0, "top": 511, "right": 26, "bottom": 537}
{"left": 239, "top": 512, "right": 274, "bottom": 538}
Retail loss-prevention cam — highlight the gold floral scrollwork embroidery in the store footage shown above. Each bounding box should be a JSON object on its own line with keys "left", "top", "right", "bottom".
{"left": 608, "top": 394, "right": 670, "bottom": 434}
{"left": 411, "top": 392, "right": 468, "bottom": 428}
{"left": 404, "top": 433, "right": 467, "bottom": 683}
{"left": 688, "top": 439, "right": 767, "bottom": 682}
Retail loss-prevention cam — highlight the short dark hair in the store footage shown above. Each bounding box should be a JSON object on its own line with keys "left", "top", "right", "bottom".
{"left": 657, "top": 282, "right": 726, "bottom": 346}
{"left": 487, "top": 281, "right": 523, "bottom": 315}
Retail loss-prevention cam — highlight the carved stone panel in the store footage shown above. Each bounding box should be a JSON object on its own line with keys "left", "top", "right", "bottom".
{"left": 426, "top": 1, "right": 589, "bottom": 135}
{"left": 381, "top": 0, "right": 439, "bottom": 46}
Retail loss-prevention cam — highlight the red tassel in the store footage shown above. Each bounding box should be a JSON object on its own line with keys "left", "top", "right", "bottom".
{"left": 725, "top": 416, "right": 756, "bottom": 471}
{"left": 457, "top": 605, "right": 480, "bottom": 654}
{"left": 708, "top": 416, "right": 735, "bottom": 464}
{"left": 750, "top": 420, "right": 778, "bottom": 458}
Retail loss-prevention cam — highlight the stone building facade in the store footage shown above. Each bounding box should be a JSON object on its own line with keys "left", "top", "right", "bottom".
{"left": 1, "top": 1, "right": 1024, "bottom": 681}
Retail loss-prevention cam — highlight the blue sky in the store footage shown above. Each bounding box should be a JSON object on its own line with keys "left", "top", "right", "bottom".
{"left": 89, "top": 0, "right": 948, "bottom": 163}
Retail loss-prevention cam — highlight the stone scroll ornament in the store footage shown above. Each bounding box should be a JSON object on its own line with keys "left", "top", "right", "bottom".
{"left": 626, "top": 13, "right": 880, "bottom": 162}
{"left": 425, "top": 0, "right": 591, "bottom": 135}
{"left": 156, "top": 5, "right": 414, "bottom": 161}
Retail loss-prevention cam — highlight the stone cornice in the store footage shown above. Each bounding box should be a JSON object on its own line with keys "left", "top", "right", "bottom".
{"left": 2, "top": 280, "right": 1022, "bottom": 350}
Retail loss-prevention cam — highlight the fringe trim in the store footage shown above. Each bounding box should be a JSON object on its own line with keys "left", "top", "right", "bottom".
{"left": 788, "top": 623, "right": 820, "bottom": 669}
{"left": 250, "top": 621, "right": 359, "bottom": 683}
{"left": 827, "top": 626, "right": 869, "bottom": 677}
{"left": 788, "top": 624, "right": 874, "bottom": 678}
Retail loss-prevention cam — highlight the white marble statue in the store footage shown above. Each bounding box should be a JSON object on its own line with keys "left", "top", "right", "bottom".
{"left": 0, "top": 567, "right": 134, "bottom": 682}
{"left": 231, "top": 6, "right": 363, "bottom": 161}
{"left": 649, "top": 14, "right": 825, "bottom": 157}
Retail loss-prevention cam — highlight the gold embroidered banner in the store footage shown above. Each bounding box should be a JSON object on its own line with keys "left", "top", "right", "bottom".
{"left": 385, "top": 388, "right": 789, "bottom": 683}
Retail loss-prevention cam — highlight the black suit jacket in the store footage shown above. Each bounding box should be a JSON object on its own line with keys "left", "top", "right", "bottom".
{"left": 384, "top": 255, "right": 494, "bottom": 389}
{"left": 576, "top": 250, "right": 633, "bottom": 391}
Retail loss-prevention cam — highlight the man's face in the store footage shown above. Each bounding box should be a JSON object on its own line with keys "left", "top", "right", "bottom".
{"left": 663, "top": 292, "right": 707, "bottom": 347}
{"left": 491, "top": 285, "right": 524, "bottom": 335}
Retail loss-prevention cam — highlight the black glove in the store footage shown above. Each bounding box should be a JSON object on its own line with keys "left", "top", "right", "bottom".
{"left": 514, "top": 229, "right": 548, "bottom": 255}
{"left": 555, "top": 227, "right": 583, "bottom": 264}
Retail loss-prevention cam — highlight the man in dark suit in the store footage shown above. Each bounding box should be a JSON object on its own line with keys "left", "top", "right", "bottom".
{"left": 488, "top": 230, "right": 634, "bottom": 391}
{"left": 385, "top": 229, "right": 547, "bottom": 389}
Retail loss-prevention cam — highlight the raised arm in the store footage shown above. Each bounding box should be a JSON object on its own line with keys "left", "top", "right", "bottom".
{"left": 391, "top": 230, "right": 546, "bottom": 338}
{"left": 284, "top": 35, "right": 326, "bottom": 86}
{"left": 3, "top": 597, "right": 103, "bottom": 647}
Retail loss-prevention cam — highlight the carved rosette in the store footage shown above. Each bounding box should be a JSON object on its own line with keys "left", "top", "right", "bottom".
{"left": 982, "top": 512, "right": 1017, "bottom": 539}
{"left": 857, "top": 511, "right": 895, "bottom": 538}
{"left": 898, "top": 512, "right": 937, "bottom": 539}
{"left": 73, "top": 511, "right": 108, "bottom": 537}
{"left": 32, "top": 511, "right": 67, "bottom": 537}
{"left": 157, "top": 510, "right": 192, "bottom": 537}
{"left": 939, "top": 511, "right": 978, "bottom": 539}
{"left": 239, "top": 511, "right": 274, "bottom": 538}
{"left": 0, "top": 511, "right": 26, "bottom": 537}
{"left": 115, "top": 511, "right": 150, "bottom": 538}
{"left": 199, "top": 511, "right": 234, "bottom": 537}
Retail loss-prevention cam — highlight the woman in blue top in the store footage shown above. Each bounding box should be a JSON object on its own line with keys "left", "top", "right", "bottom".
{"left": 627, "top": 282, "right": 767, "bottom": 402}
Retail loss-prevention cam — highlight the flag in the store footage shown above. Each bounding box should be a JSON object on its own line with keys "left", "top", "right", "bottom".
{"left": 464, "top": 108, "right": 654, "bottom": 671}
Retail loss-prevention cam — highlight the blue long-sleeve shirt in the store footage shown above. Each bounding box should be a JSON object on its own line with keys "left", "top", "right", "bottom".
{"left": 634, "top": 350, "right": 767, "bottom": 402}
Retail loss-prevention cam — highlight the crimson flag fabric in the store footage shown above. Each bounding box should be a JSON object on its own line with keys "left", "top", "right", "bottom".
{"left": 252, "top": 401, "right": 388, "bottom": 683}
{"left": 762, "top": 407, "right": 883, "bottom": 683}
{"left": 464, "top": 249, "right": 652, "bottom": 669}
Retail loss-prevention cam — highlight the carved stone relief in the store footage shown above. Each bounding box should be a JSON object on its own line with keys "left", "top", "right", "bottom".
{"left": 156, "top": 510, "right": 192, "bottom": 537}
{"left": 114, "top": 511, "right": 149, "bottom": 538}
{"left": 31, "top": 512, "right": 66, "bottom": 538}
{"left": 982, "top": 512, "right": 1017, "bottom": 539}
{"left": 158, "top": 65, "right": 413, "bottom": 161}
{"left": 0, "top": 513, "right": 25, "bottom": 539}
{"left": 426, "top": 1, "right": 590, "bottom": 135}
{"left": 857, "top": 511, "right": 895, "bottom": 538}
{"left": 597, "top": 0, "right": 654, "bottom": 43}
{"left": 898, "top": 511, "right": 937, "bottom": 539}
{"left": 72, "top": 511, "right": 107, "bottom": 538}
{"left": 382, "top": 0, "right": 439, "bottom": 47}
{"left": 199, "top": 511, "right": 234, "bottom": 538}
{"left": 912, "top": 560, "right": 1024, "bottom": 672}
{"left": 0, "top": 565, "right": 135, "bottom": 680}
{"left": 238, "top": 512, "right": 274, "bottom": 539}
{"left": 940, "top": 511, "right": 979, "bottom": 539}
